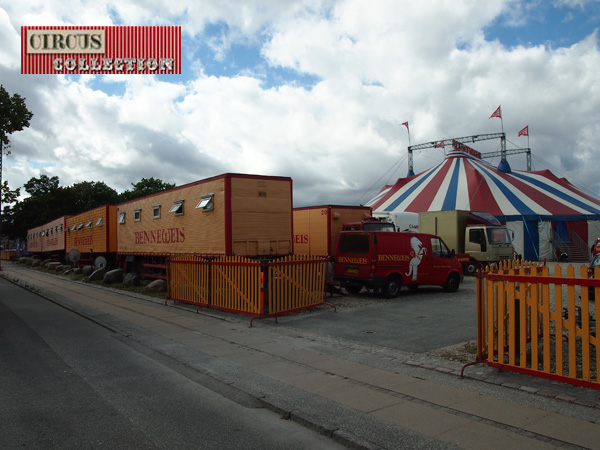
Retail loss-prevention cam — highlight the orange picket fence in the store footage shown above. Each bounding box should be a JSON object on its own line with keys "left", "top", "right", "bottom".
{"left": 166, "top": 254, "right": 328, "bottom": 319}
{"left": 466, "top": 261, "right": 600, "bottom": 390}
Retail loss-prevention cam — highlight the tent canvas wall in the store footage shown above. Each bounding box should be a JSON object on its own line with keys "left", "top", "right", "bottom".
{"left": 367, "top": 150, "right": 600, "bottom": 261}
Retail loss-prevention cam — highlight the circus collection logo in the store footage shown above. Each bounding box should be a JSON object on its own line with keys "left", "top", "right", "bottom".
{"left": 21, "top": 26, "right": 181, "bottom": 74}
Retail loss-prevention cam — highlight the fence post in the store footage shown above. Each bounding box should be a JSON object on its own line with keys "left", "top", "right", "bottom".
{"left": 476, "top": 270, "right": 484, "bottom": 361}
{"left": 260, "top": 270, "right": 265, "bottom": 315}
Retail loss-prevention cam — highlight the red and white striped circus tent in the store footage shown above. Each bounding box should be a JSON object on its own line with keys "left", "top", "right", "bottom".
{"left": 366, "top": 149, "right": 600, "bottom": 261}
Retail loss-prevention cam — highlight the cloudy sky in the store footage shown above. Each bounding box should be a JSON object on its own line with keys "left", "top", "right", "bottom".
{"left": 1, "top": 0, "right": 600, "bottom": 207}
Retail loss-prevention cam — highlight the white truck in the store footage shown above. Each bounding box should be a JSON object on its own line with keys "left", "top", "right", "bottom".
{"left": 372, "top": 211, "right": 419, "bottom": 232}
{"left": 418, "top": 210, "right": 515, "bottom": 275}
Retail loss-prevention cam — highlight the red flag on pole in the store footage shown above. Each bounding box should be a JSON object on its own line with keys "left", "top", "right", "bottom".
{"left": 401, "top": 121, "right": 409, "bottom": 132}
{"left": 489, "top": 106, "right": 502, "bottom": 119}
{"left": 434, "top": 140, "right": 445, "bottom": 148}
{"left": 518, "top": 125, "right": 529, "bottom": 137}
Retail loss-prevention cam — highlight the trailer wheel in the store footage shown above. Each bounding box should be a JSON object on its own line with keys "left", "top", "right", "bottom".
{"left": 443, "top": 273, "right": 460, "bottom": 293}
{"left": 344, "top": 284, "right": 363, "bottom": 295}
{"left": 383, "top": 276, "right": 402, "bottom": 298}
{"left": 464, "top": 262, "right": 477, "bottom": 276}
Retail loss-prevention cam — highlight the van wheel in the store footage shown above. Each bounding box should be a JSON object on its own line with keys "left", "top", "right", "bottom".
{"left": 344, "top": 284, "right": 362, "bottom": 294}
{"left": 383, "top": 276, "right": 402, "bottom": 298}
{"left": 443, "top": 274, "right": 460, "bottom": 292}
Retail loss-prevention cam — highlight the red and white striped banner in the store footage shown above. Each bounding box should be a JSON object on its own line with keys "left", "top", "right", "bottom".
{"left": 21, "top": 26, "right": 181, "bottom": 74}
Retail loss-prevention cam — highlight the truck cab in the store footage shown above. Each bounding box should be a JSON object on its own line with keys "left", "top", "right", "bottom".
{"left": 419, "top": 210, "right": 515, "bottom": 275}
{"left": 342, "top": 218, "right": 396, "bottom": 232}
{"left": 465, "top": 226, "right": 514, "bottom": 264}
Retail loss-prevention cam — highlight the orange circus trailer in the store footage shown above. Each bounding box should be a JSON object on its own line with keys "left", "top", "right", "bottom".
{"left": 42, "top": 216, "right": 68, "bottom": 257}
{"left": 26, "top": 216, "right": 68, "bottom": 259}
{"left": 66, "top": 205, "right": 118, "bottom": 268}
{"left": 26, "top": 225, "right": 44, "bottom": 255}
{"left": 293, "top": 205, "right": 372, "bottom": 257}
{"left": 116, "top": 173, "right": 293, "bottom": 278}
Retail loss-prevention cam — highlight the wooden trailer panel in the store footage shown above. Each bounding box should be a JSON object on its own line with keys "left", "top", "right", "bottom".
{"left": 117, "top": 174, "right": 292, "bottom": 257}
{"left": 27, "top": 225, "right": 43, "bottom": 253}
{"left": 293, "top": 206, "right": 371, "bottom": 256}
{"left": 229, "top": 176, "right": 292, "bottom": 256}
{"left": 117, "top": 177, "right": 227, "bottom": 255}
{"left": 41, "top": 216, "right": 67, "bottom": 254}
{"left": 66, "top": 205, "right": 117, "bottom": 254}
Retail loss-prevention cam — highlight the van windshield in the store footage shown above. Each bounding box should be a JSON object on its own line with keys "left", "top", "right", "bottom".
{"left": 339, "top": 234, "right": 370, "bottom": 253}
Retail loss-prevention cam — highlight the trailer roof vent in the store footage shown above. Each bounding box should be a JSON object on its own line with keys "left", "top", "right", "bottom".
{"left": 96, "top": 217, "right": 103, "bottom": 227}
{"left": 195, "top": 193, "right": 214, "bottom": 212}
{"left": 169, "top": 200, "right": 184, "bottom": 215}
{"left": 118, "top": 212, "right": 126, "bottom": 224}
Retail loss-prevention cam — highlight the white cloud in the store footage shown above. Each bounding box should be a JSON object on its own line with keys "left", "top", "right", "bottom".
{"left": 1, "top": 0, "right": 600, "bottom": 209}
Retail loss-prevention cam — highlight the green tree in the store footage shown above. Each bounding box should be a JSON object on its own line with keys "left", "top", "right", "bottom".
{"left": 119, "top": 177, "right": 175, "bottom": 202}
{"left": 8, "top": 175, "right": 64, "bottom": 237}
{"left": 66, "top": 181, "right": 119, "bottom": 213}
{"left": 0, "top": 85, "right": 33, "bottom": 255}
{"left": 0, "top": 85, "right": 33, "bottom": 149}
{"left": 0, "top": 180, "right": 20, "bottom": 205}
{"left": 23, "top": 174, "right": 60, "bottom": 197}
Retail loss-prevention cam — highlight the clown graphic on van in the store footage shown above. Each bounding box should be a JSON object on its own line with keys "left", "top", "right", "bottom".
{"left": 406, "top": 236, "right": 426, "bottom": 281}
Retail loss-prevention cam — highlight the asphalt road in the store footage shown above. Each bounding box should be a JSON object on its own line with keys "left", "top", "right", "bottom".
{"left": 0, "top": 276, "right": 346, "bottom": 450}
{"left": 276, "top": 277, "right": 477, "bottom": 353}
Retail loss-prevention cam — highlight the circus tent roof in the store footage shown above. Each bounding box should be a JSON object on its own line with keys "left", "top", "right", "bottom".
{"left": 366, "top": 150, "right": 600, "bottom": 222}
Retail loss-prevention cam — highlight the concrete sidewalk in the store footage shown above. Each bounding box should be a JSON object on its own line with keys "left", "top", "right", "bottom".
{"left": 2, "top": 263, "right": 600, "bottom": 449}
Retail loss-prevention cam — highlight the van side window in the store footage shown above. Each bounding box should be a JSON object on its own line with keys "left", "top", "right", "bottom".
{"left": 431, "top": 237, "right": 451, "bottom": 258}
{"left": 339, "top": 235, "right": 370, "bottom": 253}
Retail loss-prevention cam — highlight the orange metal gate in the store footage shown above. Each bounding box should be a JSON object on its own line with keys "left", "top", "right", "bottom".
{"left": 467, "top": 261, "right": 599, "bottom": 390}
{"left": 267, "top": 255, "right": 328, "bottom": 315}
{"left": 167, "top": 255, "right": 328, "bottom": 318}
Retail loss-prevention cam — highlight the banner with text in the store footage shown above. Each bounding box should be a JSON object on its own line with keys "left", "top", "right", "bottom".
{"left": 21, "top": 26, "right": 181, "bottom": 74}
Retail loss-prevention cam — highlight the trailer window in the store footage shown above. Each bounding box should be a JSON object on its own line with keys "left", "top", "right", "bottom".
{"left": 169, "top": 200, "right": 184, "bottom": 215}
{"left": 338, "top": 234, "right": 370, "bottom": 254}
{"left": 118, "top": 212, "right": 126, "bottom": 224}
{"left": 153, "top": 205, "right": 161, "bottom": 219}
{"left": 96, "top": 217, "right": 103, "bottom": 227}
{"left": 134, "top": 209, "right": 142, "bottom": 222}
{"left": 78, "top": 222, "right": 85, "bottom": 230}
{"left": 86, "top": 220, "right": 93, "bottom": 228}
{"left": 196, "top": 193, "right": 214, "bottom": 212}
